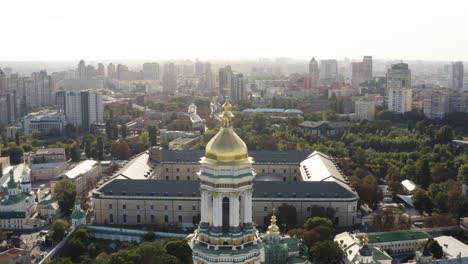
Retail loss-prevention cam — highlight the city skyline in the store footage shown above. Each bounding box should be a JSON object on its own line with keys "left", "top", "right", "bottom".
{"left": 1, "top": 0, "right": 468, "bottom": 61}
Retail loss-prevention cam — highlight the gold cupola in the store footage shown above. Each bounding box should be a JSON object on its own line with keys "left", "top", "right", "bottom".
{"left": 267, "top": 210, "right": 280, "bottom": 235}
{"left": 205, "top": 98, "right": 248, "bottom": 163}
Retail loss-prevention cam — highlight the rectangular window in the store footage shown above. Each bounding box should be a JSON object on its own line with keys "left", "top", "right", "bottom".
{"left": 137, "top": 205, "right": 140, "bottom": 210}
{"left": 264, "top": 206, "right": 267, "bottom": 212}
{"left": 150, "top": 205, "right": 154, "bottom": 210}
{"left": 108, "top": 204, "right": 112, "bottom": 209}
{"left": 123, "top": 204, "right": 126, "bottom": 210}
{"left": 165, "top": 205, "right": 168, "bottom": 210}
{"left": 192, "top": 206, "right": 196, "bottom": 210}
{"left": 137, "top": 215, "right": 141, "bottom": 223}
{"left": 178, "top": 205, "right": 182, "bottom": 210}
{"left": 123, "top": 214, "right": 127, "bottom": 223}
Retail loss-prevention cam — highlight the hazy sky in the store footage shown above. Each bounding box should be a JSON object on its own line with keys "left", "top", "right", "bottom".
{"left": 1, "top": 0, "right": 468, "bottom": 61}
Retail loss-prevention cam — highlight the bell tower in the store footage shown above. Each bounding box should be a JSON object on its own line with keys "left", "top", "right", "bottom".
{"left": 190, "top": 97, "right": 263, "bottom": 264}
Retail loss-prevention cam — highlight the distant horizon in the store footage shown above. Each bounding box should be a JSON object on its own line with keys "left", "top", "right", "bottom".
{"left": 1, "top": 0, "right": 468, "bottom": 62}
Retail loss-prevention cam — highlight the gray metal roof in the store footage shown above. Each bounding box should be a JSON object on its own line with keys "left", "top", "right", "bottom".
{"left": 96, "top": 179, "right": 358, "bottom": 200}
{"left": 162, "top": 150, "right": 312, "bottom": 163}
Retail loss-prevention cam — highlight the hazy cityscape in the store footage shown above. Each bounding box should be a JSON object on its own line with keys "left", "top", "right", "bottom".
{"left": 1, "top": 1, "right": 468, "bottom": 264}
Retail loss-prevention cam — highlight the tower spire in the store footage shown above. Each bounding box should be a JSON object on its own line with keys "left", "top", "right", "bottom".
{"left": 220, "top": 87, "right": 234, "bottom": 128}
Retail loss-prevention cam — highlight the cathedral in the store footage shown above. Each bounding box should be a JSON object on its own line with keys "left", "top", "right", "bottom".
{"left": 189, "top": 99, "right": 310, "bottom": 263}
{"left": 0, "top": 163, "right": 45, "bottom": 229}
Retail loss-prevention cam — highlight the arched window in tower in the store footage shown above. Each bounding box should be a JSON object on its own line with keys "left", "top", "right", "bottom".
{"left": 222, "top": 197, "right": 230, "bottom": 230}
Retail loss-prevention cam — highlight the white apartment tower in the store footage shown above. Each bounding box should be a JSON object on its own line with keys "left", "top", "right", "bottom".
{"left": 60, "top": 90, "right": 103, "bottom": 131}
{"left": 387, "top": 63, "right": 412, "bottom": 113}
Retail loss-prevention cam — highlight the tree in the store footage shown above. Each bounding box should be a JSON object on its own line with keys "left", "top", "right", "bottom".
{"left": 96, "top": 137, "right": 104, "bottom": 160}
{"left": 424, "top": 214, "right": 456, "bottom": 228}
{"left": 51, "top": 258, "right": 73, "bottom": 264}
{"left": 165, "top": 239, "right": 192, "bottom": 263}
{"left": 426, "top": 238, "right": 443, "bottom": 259}
{"left": 349, "top": 174, "right": 379, "bottom": 207}
{"left": 105, "top": 121, "right": 112, "bottom": 139}
{"left": 304, "top": 217, "right": 334, "bottom": 231}
{"left": 436, "top": 125, "right": 453, "bottom": 144}
{"left": 15, "top": 132, "right": 20, "bottom": 146}
{"left": 415, "top": 157, "right": 431, "bottom": 187}
{"left": 412, "top": 188, "right": 434, "bottom": 214}
{"left": 1, "top": 132, "right": 7, "bottom": 147}
{"left": 142, "top": 231, "right": 156, "bottom": 242}
{"left": 84, "top": 139, "right": 92, "bottom": 158}
{"left": 66, "top": 226, "right": 90, "bottom": 259}
{"left": 112, "top": 123, "right": 119, "bottom": 140}
{"left": 309, "top": 240, "right": 344, "bottom": 264}
{"left": 51, "top": 218, "right": 70, "bottom": 243}
{"left": 276, "top": 203, "right": 297, "bottom": 230}
{"left": 303, "top": 225, "right": 335, "bottom": 247}
{"left": 148, "top": 125, "right": 158, "bottom": 147}
{"left": 139, "top": 132, "right": 150, "bottom": 148}
{"left": 371, "top": 209, "right": 396, "bottom": 232}
{"left": 108, "top": 162, "right": 120, "bottom": 174}
{"left": 386, "top": 167, "right": 403, "bottom": 194}
{"left": 53, "top": 179, "right": 77, "bottom": 214}
{"left": 70, "top": 143, "right": 81, "bottom": 162}
{"left": 458, "top": 164, "right": 468, "bottom": 182}
{"left": 121, "top": 123, "right": 127, "bottom": 139}
{"left": 3, "top": 146, "right": 23, "bottom": 165}
{"left": 110, "top": 141, "right": 131, "bottom": 160}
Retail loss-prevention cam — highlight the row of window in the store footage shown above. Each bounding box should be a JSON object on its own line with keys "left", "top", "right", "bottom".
{"left": 109, "top": 214, "right": 183, "bottom": 224}
{"left": 110, "top": 204, "right": 197, "bottom": 211}
{"left": 164, "top": 168, "right": 299, "bottom": 174}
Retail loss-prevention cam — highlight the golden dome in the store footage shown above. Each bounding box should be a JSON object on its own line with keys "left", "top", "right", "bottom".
{"left": 268, "top": 212, "right": 280, "bottom": 235}
{"left": 205, "top": 99, "right": 248, "bottom": 162}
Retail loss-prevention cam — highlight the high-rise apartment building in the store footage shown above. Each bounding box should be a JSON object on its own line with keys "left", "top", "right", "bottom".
{"left": 351, "top": 56, "right": 373, "bottom": 88}
{"left": 387, "top": 63, "right": 412, "bottom": 113}
{"left": 452, "top": 61, "right": 464, "bottom": 90}
{"left": 355, "top": 99, "right": 375, "bottom": 121}
{"left": 107, "top": 63, "right": 116, "bottom": 79}
{"left": 309, "top": 57, "right": 319, "bottom": 88}
{"left": 56, "top": 90, "right": 103, "bottom": 131}
{"left": 0, "top": 92, "right": 17, "bottom": 125}
{"left": 77, "top": 60, "right": 87, "bottom": 79}
{"left": 423, "top": 90, "right": 450, "bottom": 119}
{"left": 320, "top": 60, "right": 338, "bottom": 83}
{"left": 162, "top": 62, "right": 177, "bottom": 92}
{"left": 96, "top": 63, "right": 105, "bottom": 78}
{"left": 142, "top": 63, "right": 160, "bottom": 81}
{"left": 218, "top": 66, "right": 245, "bottom": 101}
{"left": 0, "top": 68, "right": 7, "bottom": 94}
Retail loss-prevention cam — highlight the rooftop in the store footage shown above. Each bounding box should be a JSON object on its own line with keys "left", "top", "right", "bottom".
{"left": 33, "top": 147, "right": 65, "bottom": 156}
{"left": 95, "top": 179, "right": 358, "bottom": 200}
{"left": 30, "top": 162, "right": 66, "bottom": 169}
{"left": 64, "top": 160, "right": 98, "bottom": 179}
{"left": 0, "top": 248, "right": 29, "bottom": 263}
{"left": 113, "top": 152, "right": 158, "bottom": 180}
{"left": 435, "top": 236, "right": 468, "bottom": 258}
{"left": 299, "top": 121, "right": 349, "bottom": 129}
{"left": 300, "top": 151, "right": 355, "bottom": 195}
{"left": 357, "top": 231, "right": 432, "bottom": 244}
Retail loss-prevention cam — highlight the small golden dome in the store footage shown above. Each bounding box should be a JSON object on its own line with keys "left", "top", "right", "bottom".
{"left": 205, "top": 98, "right": 248, "bottom": 162}
{"left": 268, "top": 213, "right": 280, "bottom": 235}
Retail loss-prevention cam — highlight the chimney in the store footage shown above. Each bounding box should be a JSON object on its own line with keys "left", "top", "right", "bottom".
{"left": 149, "top": 146, "right": 163, "bottom": 163}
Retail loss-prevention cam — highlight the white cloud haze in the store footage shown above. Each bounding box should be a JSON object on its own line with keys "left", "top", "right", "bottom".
{"left": 1, "top": 0, "right": 468, "bottom": 61}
